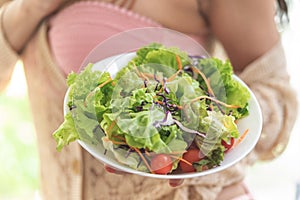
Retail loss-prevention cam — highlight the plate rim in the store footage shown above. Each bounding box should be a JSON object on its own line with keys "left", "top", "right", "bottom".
{"left": 63, "top": 53, "right": 263, "bottom": 179}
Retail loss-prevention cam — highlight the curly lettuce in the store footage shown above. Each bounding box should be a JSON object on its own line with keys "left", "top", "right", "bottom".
{"left": 53, "top": 43, "right": 251, "bottom": 173}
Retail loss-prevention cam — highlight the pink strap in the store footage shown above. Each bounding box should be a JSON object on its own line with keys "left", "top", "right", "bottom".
{"left": 48, "top": 1, "right": 160, "bottom": 74}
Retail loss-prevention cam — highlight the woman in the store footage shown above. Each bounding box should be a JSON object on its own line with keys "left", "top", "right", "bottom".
{"left": 0, "top": 0, "right": 297, "bottom": 199}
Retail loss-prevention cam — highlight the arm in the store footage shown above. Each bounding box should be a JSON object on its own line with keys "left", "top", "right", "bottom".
{"left": 208, "top": 0, "right": 279, "bottom": 71}
{"left": 207, "top": 0, "right": 297, "bottom": 159}
{"left": 2, "top": 0, "right": 65, "bottom": 52}
{"left": 239, "top": 41, "right": 297, "bottom": 160}
{"left": 0, "top": 1, "right": 18, "bottom": 91}
{"left": 0, "top": 0, "right": 64, "bottom": 91}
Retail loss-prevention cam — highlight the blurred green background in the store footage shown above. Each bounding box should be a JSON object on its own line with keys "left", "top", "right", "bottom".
{"left": 0, "top": 62, "right": 40, "bottom": 200}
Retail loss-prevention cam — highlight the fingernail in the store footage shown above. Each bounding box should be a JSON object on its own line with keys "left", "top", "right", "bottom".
{"left": 104, "top": 165, "right": 116, "bottom": 173}
{"left": 169, "top": 179, "right": 184, "bottom": 187}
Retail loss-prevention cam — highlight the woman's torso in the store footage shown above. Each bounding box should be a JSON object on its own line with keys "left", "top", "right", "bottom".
{"left": 36, "top": 1, "right": 221, "bottom": 199}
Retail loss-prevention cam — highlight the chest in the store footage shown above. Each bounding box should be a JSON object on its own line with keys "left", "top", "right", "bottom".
{"left": 132, "top": 0, "right": 208, "bottom": 35}
{"left": 74, "top": 0, "right": 209, "bottom": 35}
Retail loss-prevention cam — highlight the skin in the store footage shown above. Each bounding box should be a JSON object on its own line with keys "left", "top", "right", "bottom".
{"left": 2, "top": 0, "right": 64, "bottom": 52}
{"left": 1, "top": 0, "right": 280, "bottom": 197}
{"left": 208, "top": 0, "right": 279, "bottom": 71}
{"left": 2, "top": 0, "right": 279, "bottom": 70}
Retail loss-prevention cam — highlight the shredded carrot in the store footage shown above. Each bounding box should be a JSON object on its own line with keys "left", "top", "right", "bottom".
{"left": 155, "top": 100, "right": 164, "bottom": 105}
{"left": 175, "top": 54, "right": 183, "bottom": 70}
{"left": 106, "top": 120, "right": 116, "bottom": 137}
{"left": 84, "top": 91, "right": 94, "bottom": 107}
{"left": 140, "top": 72, "right": 155, "bottom": 79}
{"left": 167, "top": 55, "right": 182, "bottom": 82}
{"left": 103, "top": 137, "right": 127, "bottom": 145}
{"left": 209, "top": 103, "right": 214, "bottom": 111}
{"left": 234, "top": 128, "right": 249, "bottom": 148}
{"left": 112, "top": 135, "right": 126, "bottom": 142}
{"left": 190, "top": 95, "right": 240, "bottom": 108}
{"left": 143, "top": 73, "right": 166, "bottom": 86}
{"left": 144, "top": 150, "right": 151, "bottom": 157}
{"left": 84, "top": 77, "right": 113, "bottom": 107}
{"left": 191, "top": 66, "right": 215, "bottom": 96}
{"left": 175, "top": 104, "right": 183, "bottom": 110}
{"left": 167, "top": 70, "right": 182, "bottom": 82}
{"left": 98, "top": 77, "right": 112, "bottom": 88}
{"left": 111, "top": 140, "right": 127, "bottom": 145}
{"left": 170, "top": 155, "right": 192, "bottom": 166}
{"left": 133, "top": 65, "right": 150, "bottom": 83}
{"left": 133, "top": 147, "right": 153, "bottom": 173}
{"left": 158, "top": 87, "right": 164, "bottom": 93}
{"left": 139, "top": 72, "right": 150, "bottom": 82}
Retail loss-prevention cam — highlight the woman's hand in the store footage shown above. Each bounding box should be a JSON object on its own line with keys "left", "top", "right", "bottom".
{"left": 104, "top": 165, "right": 184, "bottom": 187}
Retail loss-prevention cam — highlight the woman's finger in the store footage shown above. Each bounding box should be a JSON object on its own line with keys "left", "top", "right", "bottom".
{"left": 104, "top": 164, "right": 127, "bottom": 175}
{"left": 169, "top": 179, "right": 184, "bottom": 187}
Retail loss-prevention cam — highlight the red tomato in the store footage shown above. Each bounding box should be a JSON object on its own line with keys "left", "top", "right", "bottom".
{"left": 179, "top": 148, "right": 204, "bottom": 173}
{"left": 150, "top": 154, "right": 173, "bottom": 174}
{"left": 221, "top": 137, "right": 235, "bottom": 152}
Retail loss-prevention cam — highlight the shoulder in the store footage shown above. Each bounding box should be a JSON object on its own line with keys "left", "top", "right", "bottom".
{"left": 205, "top": 0, "right": 279, "bottom": 70}
{"left": 207, "top": 0, "right": 277, "bottom": 29}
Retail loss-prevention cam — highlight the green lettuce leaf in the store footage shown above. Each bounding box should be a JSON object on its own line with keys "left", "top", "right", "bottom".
{"left": 195, "top": 110, "right": 239, "bottom": 155}
{"left": 192, "top": 110, "right": 239, "bottom": 171}
{"left": 196, "top": 58, "right": 250, "bottom": 119}
{"left": 102, "top": 139, "right": 149, "bottom": 172}
{"left": 53, "top": 43, "right": 251, "bottom": 175}
{"left": 53, "top": 112, "right": 79, "bottom": 151}
{"left": 53, "top": 64, "right": 113, "bottom": 150}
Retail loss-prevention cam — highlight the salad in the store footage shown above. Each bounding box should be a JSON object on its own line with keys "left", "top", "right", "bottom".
{"left": 53, "top": 43, "right": 250, "bottom": 174}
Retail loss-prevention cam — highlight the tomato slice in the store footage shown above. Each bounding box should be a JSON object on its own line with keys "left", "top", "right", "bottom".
{"left": 150, "top": 154, "right": 173, "bottom": 174}
{"left": 221, "top": 137, "right": 235, "bottom": 152}
{"left": 179, "top": 148, "right": 204, "bottom": 173}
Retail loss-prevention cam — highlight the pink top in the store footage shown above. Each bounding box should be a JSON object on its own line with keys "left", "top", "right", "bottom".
{"left": 48, "top": 1, "right": 206, "bottom": 74}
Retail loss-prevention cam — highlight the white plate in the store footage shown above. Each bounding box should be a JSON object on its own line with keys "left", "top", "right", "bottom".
{"left": 64, "top": 52, "right": 262, "bottom": 179}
